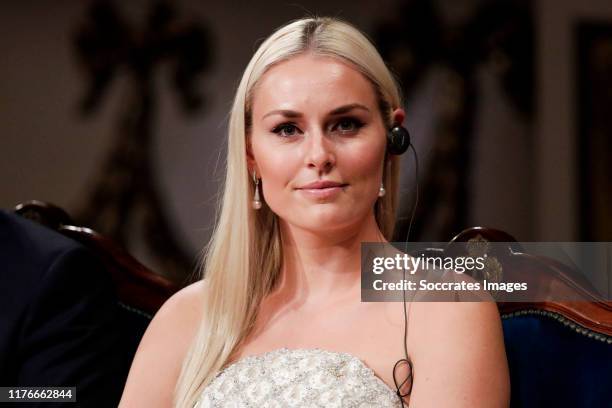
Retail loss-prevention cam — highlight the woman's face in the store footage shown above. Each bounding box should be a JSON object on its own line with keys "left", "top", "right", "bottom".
{"left": 248, "top": 53, "right": 403, "bottom": 234}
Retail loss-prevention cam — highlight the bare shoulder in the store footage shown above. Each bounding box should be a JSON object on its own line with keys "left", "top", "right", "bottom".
{"left": 157, "top": 279, "right": 209, "bottom": 322}
{"left": 119, "top": 279, "right": 209, "bottom": 407}
{"left": 407, "top": 301, "right": 510, "bottom": 407}
{"left": 410, "top": 301, "right": 504, "bottom": 348}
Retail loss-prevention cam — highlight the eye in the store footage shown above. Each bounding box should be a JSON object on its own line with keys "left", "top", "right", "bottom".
{"left": 332, "top": 117, "right": 364, "bottom": 134}
{"left": 271, "top": 123, "right": 301, "bottom": 138}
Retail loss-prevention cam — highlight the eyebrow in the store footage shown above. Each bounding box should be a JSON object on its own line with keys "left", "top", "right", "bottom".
{"left": 261, "top": 103, "right": 371, "bottom": 120}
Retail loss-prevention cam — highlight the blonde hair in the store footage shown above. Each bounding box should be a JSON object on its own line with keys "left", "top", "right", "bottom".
{"left": 174, "top": 16, "right": 403, "bottom": 407}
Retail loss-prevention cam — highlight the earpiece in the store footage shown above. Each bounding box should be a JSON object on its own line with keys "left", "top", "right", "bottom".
{"left": 386, "top": 125, "right": 411, "bottom": 155}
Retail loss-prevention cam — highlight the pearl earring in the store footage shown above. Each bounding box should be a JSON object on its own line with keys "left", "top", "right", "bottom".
{"left": 378, "top": 182, "right": 386, "bottom": 197}
{"left": 252, "top": 171, "right": 262, "bottom": 210}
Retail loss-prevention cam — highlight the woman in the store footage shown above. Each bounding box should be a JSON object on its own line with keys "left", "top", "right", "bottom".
{"left": 119, "top": 17, "right": 509, "bottom": 408}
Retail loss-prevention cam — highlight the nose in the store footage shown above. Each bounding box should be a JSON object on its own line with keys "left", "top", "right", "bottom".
{"left": 304, "top": 129, "right": 336, "bottom": 173}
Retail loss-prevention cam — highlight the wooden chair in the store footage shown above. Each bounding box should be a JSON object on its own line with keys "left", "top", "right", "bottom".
{"left": 14, "top": 200, "right": 181, "bottom": 317}
{"left": 448, "top": 227, "right": 612, "bottom": 407}
{"left": 5, "top": 201, "right": 179, "bottom": 406}
{"left": 447, "top": 227, "right": 612, "bottom": 336}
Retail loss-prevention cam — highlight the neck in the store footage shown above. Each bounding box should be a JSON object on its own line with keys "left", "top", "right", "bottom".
{"left": 273, "top": 213, "right": 387, "bottom": 308}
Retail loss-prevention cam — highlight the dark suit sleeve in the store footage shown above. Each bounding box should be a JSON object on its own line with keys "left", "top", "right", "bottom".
{"left": 16, "top": 246, "right": 125, "bottom": 407}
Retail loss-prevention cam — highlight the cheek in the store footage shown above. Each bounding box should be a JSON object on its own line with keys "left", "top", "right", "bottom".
{"left": 252, "top": 143, "right": 297, "bottom": 200}
{"left": 343, "top": 141, "right": 386, "bottom": 185}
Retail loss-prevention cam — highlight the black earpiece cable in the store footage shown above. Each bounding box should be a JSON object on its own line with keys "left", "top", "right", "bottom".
{"left": 392, "top": 144, "right": 419, "bottom": 407}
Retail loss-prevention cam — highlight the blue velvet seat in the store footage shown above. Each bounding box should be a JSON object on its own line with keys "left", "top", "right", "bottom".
{"left": 502, "top": 310, "right": 612, "bottom": 407}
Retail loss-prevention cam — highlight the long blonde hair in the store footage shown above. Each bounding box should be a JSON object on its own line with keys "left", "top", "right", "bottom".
{"left": 174, "top": 16, "right": 404, "bottom": 407}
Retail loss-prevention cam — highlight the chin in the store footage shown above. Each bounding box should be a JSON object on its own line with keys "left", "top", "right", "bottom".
{"left": 272, "top": 198, "right": 374, "bottom": 233}
{"left": 295, "top": 206, "right": 362, "bottom": 232}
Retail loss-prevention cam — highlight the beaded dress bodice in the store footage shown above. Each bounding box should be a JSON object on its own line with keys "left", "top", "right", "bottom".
{"left": 195, "top": 348, "right": 402, "bottom": 408}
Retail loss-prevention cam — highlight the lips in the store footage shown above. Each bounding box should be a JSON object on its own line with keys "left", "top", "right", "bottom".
{"left": 295, "top": 180, "right": 348, "bottom": 200}
{"left": 297, "top": 180, "right": 348, "bottom": 190}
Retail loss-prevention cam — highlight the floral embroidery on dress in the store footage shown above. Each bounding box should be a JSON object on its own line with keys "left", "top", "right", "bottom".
{"left": 195, "top": 348, "right": 401, "bottom": 408}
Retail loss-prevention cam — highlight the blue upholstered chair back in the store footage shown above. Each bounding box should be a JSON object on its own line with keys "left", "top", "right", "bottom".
{"left": 502, "top": 310, "right": 612, "bottom": 408}
{"left": 446, "top": 227, "right": 612, "bottom": 408}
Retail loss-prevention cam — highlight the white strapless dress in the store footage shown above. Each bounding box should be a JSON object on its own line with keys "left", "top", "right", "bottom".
{"left": 195, "top": 348, "right": 403, "bottom": 408}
